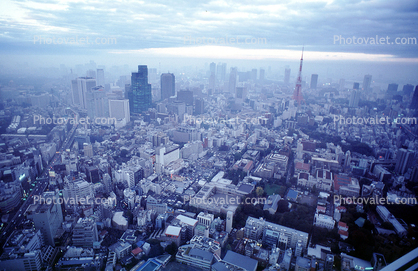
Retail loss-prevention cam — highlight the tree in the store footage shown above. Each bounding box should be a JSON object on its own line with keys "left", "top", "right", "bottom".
{"left": 165, "top": 242, "right": 178, "bottom": 256}
{"left": 120, "top": 149, "right": 129, "bottom": 158}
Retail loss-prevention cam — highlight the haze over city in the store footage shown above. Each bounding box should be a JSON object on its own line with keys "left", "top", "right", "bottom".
{"left": 0, "top": 1, "right": 418, "bottom": 271}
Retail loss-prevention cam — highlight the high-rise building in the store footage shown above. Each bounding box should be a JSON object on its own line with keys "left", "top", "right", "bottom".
{"left": 72, "top": 217, "right": 98, "bottom": 248}
{"left": 177, "top": 90, "right": 193, "bottom": 106}
{"left": 86, "top": 85, "right": 108, "bottom": 119}
{"left": 128, "top": 65, "right": 152, "bottom": 113}
{"left": 109, "top": 99, "right": 130, "bottom": 123}
{"left": 209, "top": 73, "right": 216, "bottom": 92}
{"left": 226, "top": 211, "right": 233, "bottom": 233}
{"left": 251, "top": 69, "right": 257, "bottom": 81}
{"left": 209, "top": 62, "right": 216, "bottom": 75}
{"left": 71, "top": 77, "right": 96, "bottom": 109}
{"left": 259, "top": 68, "right": 265, "bottom": 82}
{"left": 387, "top": 83, "right": 398, "bottom": 94}
{"left": 353, "top": 82, "right": 360, "bottom": 90}
{"left": 402, "top": 84, "right": 414, "bottom": 96}
{"left": 284, "top": 68, "right": 291, "bottom": 85}
{"left": 395, "top": 148, "right": 414, "bottom": 175}
{"left": 310, "top": 74, "right": 318, "bottom": 89}
{"left": 97, "top": 69, "right": 105, "bottom": 86}
{"left": 161, "top": 73, "right": 175, "bottom": 100}
{"left": 339, "top": 78, "right": 345, "bottom": 90}
{"left": 363, "top": 74, "right": 372, "bottom": 91}
{"left": 349, "top": 90, "right": 360, "bottom": 107}
{"left": 216, "top": 63, "right": 226, "bottom": 81}
{"left": 228, "top": 67, "right": 237, "bottom": 93}
{"left": 410, "top": 86, "right": 418, "bottom": 109}
{"left": 194, "top": 98, "right": 205, "bottom": 115}
{"left": 26, "top": 191, "right": 63, "bottom": 246}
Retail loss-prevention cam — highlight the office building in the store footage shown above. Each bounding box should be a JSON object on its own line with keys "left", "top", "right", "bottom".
{"left": 26, "top": 191, "right": 63, "bottom": 246}
{"left": 349, "top": 90, "right": 360, "bottom": 107}
{"left": 209, "top": 62, "right": 216, "bottom": 75}
{"left": 387, "top": 83, "right": 398, "bottom": 94}
{"left": 161, "top": 73, "right": 175, "bottom": 100}
{"left": 314, "top": 213, "right": 335, "bottom": 230}
{"left": 226, "top": 211, "right": 233, "bottom": 233}
{"left": 363, "top": 74, "right": 372, "bottom": 91}
{"left": 395, "top": 148, "right": 414, "bottom": 175}
{"left": 86, "top": 85, "right": 108, "bottom": 119}
{"left": 97, "top": 69, "right": 105, "bottom": 86}
{"left": 0, "top": 181, "right": 22, "bottom": 213}
{"left": 402, "top": 84, "right": 414, "bottom": 96}
{"left": 197, "top": 212, "right": 214, "bottom": 227}
{"left": 177, "top": 90, "right": 193, "bottom": 106}
{"left": 128, "top": 65, "right": 152, "bottom": 113}
{"left": 194, "top": 98, "right": 205, "bottom": 115}
{"left": 109, "top": 99, "right": 130, "bottom": 124}
{"left": 244, "top": 217, "right": 309, "bottom": 251}
{"left": 229, "top": 67, "right": 237, "bottom": 93}
{"left": 216, "top": 62, "right": 226, "bottom": 81}
{"left": 72, "top": 217, "right": 99, "bottom": 248}
{"left": 310, "top": 74, "right": 318, "bottom": 89}
{"left": 410, "top": 85, "right": 418, "bottom": 109}
{"left": 71, "top": 77, "right": 96, "bottom": 109}
{"left": 259, "top": 68, "right": 265, "bottom": 82}
{"left": 353, "top": 82, "right": 360, "bottom": 90}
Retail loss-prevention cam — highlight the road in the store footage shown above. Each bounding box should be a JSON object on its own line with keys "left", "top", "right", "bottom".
{"left": 0, "top": 109, "right": 79, "bottom": 245}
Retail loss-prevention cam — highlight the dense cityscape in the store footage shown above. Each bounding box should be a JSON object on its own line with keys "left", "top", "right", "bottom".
{"left": 1, "top": 0, "right": 418, "bottom": 271}
{"left": 0, "top": 57, "right": 418, "bottom": 271}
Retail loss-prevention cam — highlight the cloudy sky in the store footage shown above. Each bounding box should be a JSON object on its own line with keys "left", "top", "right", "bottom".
{"left": 0, "top": 0, "right": 417, "bottom": 81}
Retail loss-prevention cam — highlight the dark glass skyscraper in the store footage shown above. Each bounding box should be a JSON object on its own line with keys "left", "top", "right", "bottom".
{"left": 129, "top": 65, "right": 152, "bottom": 113}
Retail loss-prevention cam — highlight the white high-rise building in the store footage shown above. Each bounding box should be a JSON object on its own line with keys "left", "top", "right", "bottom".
{"left": 226, "top": 211, "right": 233, "bottom": 233}
{"left": 109, "top": 99, "right": 130, "bottom": 124}
{"left": 71, "top": 77, "right": 96, "bottom": 109}
{"left": 363, "top": 74, "right": 372, "bottom": 92}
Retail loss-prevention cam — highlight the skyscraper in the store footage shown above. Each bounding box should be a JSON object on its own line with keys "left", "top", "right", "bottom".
{"left": 310, "top": 74, "right": 318, "bottom": 89}
{"left": 349, "top": 90, "right": 360, "bottom": 107}
{"left": 129, "top": 65, "right": 152, "bottom": 113}
{"left": 160, "top": 73, "right": 175, "bottom": 100}
{"left": 353, "top": 82, "right": 360, "bottom": 90}
{"left": 251, "top": 69, "right": 257, "bottom": 81}
{"left": 387, "top": 83, "right": 398, "bottom": 94}
{"left": 177, "top": 90, "right": 193, "bottom": 106}
{"left": 259, "top": 68, "right": 265, "bottom": 82}
{"left": 71, "top": 77, "right": 96, "bottom": 109}
{"left": 395, "top": 148, "right": 414, "bottom": 175}
{"left": 284, "top": 68, "right": 291, "bottom": 85}
{"left": 402, "top": 84, "right": 414, "bottom": 96}
{"left": 216, "top": 62, "right": 226, "bottom": 81}
{"left": 410, "top": 86, "right": 418, "bottom": 109}
{"left": 229, "top": 67, "right": 237, "bottom": 93}
{"left": 97, "top": 69, "right": 105, "bottom": 86}
{"left": 26, "top": 191, "right": 63, "bottom": 246}
{"left": 86, "top": 85, "right": 108, "bottom": 119}
{"left": 363, "top": 74, "right": 372, "bottom": 91}
{"left": 209, "top": 62, "right": 216, "bottom": 75}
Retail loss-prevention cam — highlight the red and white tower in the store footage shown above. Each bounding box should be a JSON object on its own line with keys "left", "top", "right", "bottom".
{"left": 292, "top": 48, "right": 304, "bottom": 105}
